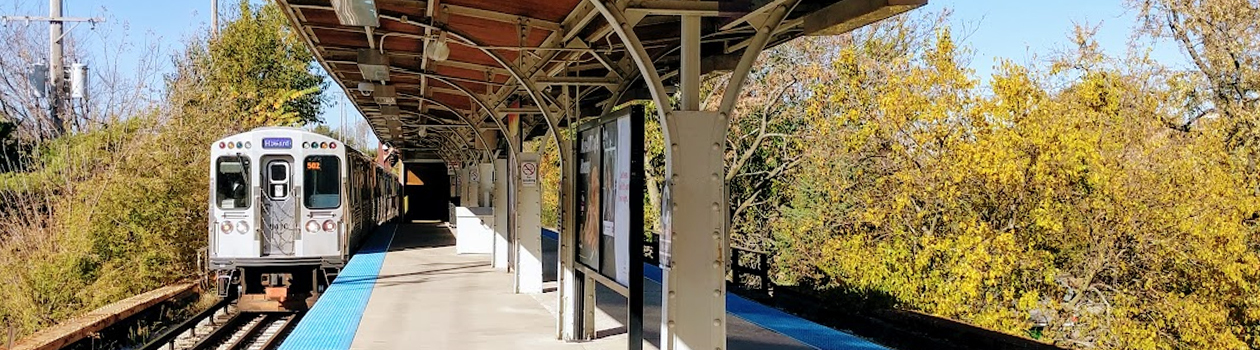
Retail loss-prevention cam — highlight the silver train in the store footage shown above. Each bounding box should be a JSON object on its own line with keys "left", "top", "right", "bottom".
{"left": 207, "top": 127, "right": 400, "bottom": 311}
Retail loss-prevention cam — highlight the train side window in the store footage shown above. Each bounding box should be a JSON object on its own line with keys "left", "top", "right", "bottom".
{"left": 304, "top": 156, "right": 341, "bottom": 209}
{"left": 215, "top": 156, "right": 251, "bottom": 209}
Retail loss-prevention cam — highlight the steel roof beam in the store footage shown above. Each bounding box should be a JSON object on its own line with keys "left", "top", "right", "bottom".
{"left": 625, "top": 0, "right": 721, "bottom": 17}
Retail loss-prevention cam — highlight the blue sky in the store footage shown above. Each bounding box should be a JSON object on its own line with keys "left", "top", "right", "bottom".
{"left": 5, "top": 0, "right": 1189, "bottom": 144}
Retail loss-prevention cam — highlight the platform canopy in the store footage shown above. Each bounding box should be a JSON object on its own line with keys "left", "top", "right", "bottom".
{"left": 274, "top": 0, "right": 924, "bottom": 161}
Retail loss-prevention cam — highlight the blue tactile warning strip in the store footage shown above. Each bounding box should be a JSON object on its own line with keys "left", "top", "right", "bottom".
{"left": 278, "top": 225, "right": 398, "bottom": 350}
{"left": 541, "top": 228, "right": 889, "bottom": 350}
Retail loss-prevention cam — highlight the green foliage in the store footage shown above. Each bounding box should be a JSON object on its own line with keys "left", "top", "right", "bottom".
{"left": 540, "top": 136, "right": 561, "bottom": 228}
{"left": 171, "top": 0, "right": 326, "bottom": 126}
{"left": 772, "top": 16, "right": 1260, "bottom": 349}
{"left": 0, "top": 2, "right": 324, "bottom": 337}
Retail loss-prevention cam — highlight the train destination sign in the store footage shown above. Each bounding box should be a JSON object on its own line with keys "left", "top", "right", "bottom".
{"left": 262, "top": 137, "right": 293, "bottom": 149}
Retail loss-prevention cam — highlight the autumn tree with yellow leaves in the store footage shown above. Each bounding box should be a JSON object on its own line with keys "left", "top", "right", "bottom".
{"left": 769, "top": 5, "right": 1260, "bottom": 349}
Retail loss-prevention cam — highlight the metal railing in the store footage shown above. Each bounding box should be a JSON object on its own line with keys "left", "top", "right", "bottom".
{"left": 730, "top": 247, "right": 772, "bottom": 297}
{"left": 640, "top": 232, "right": 773, "bottom": 297}
{"left": 642, "top": 232, "right": 660, "bottom": 264}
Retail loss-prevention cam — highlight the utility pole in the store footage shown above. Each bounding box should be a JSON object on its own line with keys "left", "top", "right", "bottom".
{"left": 48, "top": 0, "right": 63, "bottom": 134}
{"left": 211, "top": 0, "right": 218, "bottom": 38}
{"left": 2, "top": 0, "right": 103, "bottom": 136}
{"left": 340, "top": 99, "right": 346, "bottom": 144}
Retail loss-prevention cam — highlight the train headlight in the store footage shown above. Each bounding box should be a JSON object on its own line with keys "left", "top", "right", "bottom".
{"left": 236, "top": 220, "right": 249, "bottom": 234}
{"left": 219, "top": 221, "right": 233, "bottom": 234}
{"left": 306, "top": 220, "right": 319, "bottom": 232}
{"left": 322, "top": 220, "right": 336, "bottom": 232}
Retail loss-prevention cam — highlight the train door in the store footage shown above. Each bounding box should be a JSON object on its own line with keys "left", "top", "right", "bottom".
{"left": 261, "top": 156, "right": 297, "bottom": 256}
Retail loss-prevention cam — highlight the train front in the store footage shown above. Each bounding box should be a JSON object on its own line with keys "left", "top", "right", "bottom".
{"left": 207, "top": 128, "right": 349, "bottom": 311}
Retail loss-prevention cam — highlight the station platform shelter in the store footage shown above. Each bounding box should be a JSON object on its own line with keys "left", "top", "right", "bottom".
{"left": 272, "top": 0, "right": 926, "bottom": 349}
{"left": 279, "top": 222, "right": 887, "bottom": 350}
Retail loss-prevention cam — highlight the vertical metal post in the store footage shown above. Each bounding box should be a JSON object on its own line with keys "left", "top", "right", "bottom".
{"left": 493, "top": 159, "right": 510, "bottom": 270}
{"left": 660, "top": 14, "right": 728, "bottom": 350}
{"left": 680, "top": 15, "right": 701, "bottom": 111}
{"left": 559, "top": 123, "right": 582, "bottom": 341}
{"left": 514, "top": 152, "right": 543, "bottom": 294}
{"left": 582, "top": 274, "right": 597, "bottom": 339}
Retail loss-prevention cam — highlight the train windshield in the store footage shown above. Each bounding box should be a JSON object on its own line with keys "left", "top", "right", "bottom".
{"left": 215, "top": 156, "right": 251, "bottom": 209}
{"left": 304, "top": 156, "right": 341, "bottom": 209}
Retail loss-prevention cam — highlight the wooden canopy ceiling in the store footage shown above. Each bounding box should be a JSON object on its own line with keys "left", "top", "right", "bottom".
{"left": 275, "top": 0, "right": 924, "bottom": 161}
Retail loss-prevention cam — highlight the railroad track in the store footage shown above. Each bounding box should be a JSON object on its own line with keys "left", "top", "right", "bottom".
{"left": 140, "top": 302, "right": 300, "bottom": 350}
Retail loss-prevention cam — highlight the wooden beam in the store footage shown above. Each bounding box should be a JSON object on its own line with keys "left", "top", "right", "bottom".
{"left": 626, "top": 0, "right": 722, "bottom": 17}
{"left": 802, "top": 0, "right": 927, "bottom": 36}
{"left": 9, "top": 284, "right": 195, "bottom": 350}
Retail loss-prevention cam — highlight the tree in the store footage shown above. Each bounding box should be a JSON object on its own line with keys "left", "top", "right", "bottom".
{"left": 0, "top": 1, "right": 329, "bottom": 338}
{"left": 169, "top": 0, "right": 327, "bottom": 127}
{"left": 771, "top": 12, "right": 1260, "bottom": 349}
{"left": 1131, "top": 0, "right": 1260, "bottom": 166}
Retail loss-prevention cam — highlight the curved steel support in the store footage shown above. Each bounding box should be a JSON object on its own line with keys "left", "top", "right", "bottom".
{"left": 381, "top": 14, "right": 566, "bottom": 162}
{"left": 589, "top": 0, "right": 673, "bottom": 135}
{"left": 717, "top": 1, "right": 799, "bottom": 116}
{"left": 397, "top": 91, "right": 494, "bottom": 160}
{"left": 425, "top": 76, "right": 520, "bottom": 155}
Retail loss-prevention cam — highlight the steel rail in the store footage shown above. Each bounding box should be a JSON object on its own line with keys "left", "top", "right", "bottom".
{"left": 188, "top": 312, "right": 251, "bottom": 350}
{"left": 137, "top": 297, "right": 233, "bottom": 350}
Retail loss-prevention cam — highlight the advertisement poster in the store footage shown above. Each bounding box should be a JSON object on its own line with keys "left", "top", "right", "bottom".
{"left": 613, "top": 117, "right": 632, "bottom": 285}
{"left": 600, "top": 121, "right": 617, "bottom": 278}
{"left": 577, "top": 128, "right": 601, "bottom": 268}
{"left": 569, "top": 106, "right": 645, "bottom": 350}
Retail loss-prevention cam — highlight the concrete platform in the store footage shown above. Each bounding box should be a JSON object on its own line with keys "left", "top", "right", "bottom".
{"left": 350, "top": 223, "right": 584, "bottom": 350}
{"left": 280, "top": 223, "right": 887, "bottom": 350}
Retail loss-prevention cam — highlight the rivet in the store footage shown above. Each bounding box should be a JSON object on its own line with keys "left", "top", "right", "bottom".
{"left": 712, "top": 143, "right": 720, "bottom": 150}
{"left": 712, "top": 261, "right": 720, "bottom": 269}
{"left": 713, "top": 319, "right": 722, "bottom": 326}
{"left": 668, "top": 320, "right": 676, "bottom": 328}
{"left": 668, "top": 291, "right": 676, "bottom": 298}
{"left": 713, "top": 289, "right": 721, "bottom": 296}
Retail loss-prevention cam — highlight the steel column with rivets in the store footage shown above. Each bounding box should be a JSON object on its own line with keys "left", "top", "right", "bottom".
{"left": 559, "top": 92, "right": 583, "bottom": 341}
{"left": 659, "top": 12, "right": 727, "bottom": 350}
{"left": 514, "top": 152, "right": 543, "bottom": 293}
{"left": 493, "top": 158, "right": 510, "bottom": 270}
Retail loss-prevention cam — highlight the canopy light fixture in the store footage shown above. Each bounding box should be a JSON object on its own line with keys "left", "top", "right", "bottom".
{"left": 357, "top": 49, "right": 390, "bottom": 82}
{"left": 425, "top": 32, "right": 450, "bottom": 62}
{"left": 357, "top": 81, "right": 374, "bottom": 96}
{"left": 331, "top": 0, "right": 379, "bottom": 27}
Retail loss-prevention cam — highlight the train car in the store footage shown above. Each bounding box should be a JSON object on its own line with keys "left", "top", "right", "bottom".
{"left": 207, "top": 127, "right": 400, "bottom": 311}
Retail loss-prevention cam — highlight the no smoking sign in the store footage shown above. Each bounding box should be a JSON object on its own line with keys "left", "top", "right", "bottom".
{"left": 521, "top": 161, "right": 538, "bottom": 187}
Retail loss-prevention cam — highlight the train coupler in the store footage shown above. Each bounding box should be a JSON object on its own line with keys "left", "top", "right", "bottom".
{"left": 215, "top": 272, "right": 232, "bottom": 298}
